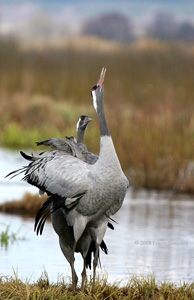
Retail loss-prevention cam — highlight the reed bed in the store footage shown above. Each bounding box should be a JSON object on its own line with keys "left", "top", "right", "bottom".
{"left": 0, "top": 192, "right": 47, "bottom": 217}
{"left": 0, "top": 272, "right": 193, "bottom": 300}
{"left": 1, "top": 37, "right": 194, "bottom": 192}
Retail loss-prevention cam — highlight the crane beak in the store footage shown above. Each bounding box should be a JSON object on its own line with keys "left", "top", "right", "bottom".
{"left": 83, "top": 117, "right": 92, "bottom": 126}
{"left": 97, "top": 67, "right": 106, "bottom": 89}
{"left": 87, "top": 117, "right": 92, "bottom": 123}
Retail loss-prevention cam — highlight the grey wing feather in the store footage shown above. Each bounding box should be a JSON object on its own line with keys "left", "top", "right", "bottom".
{"left": 36, "top": 137, "right": 86, "bottom": 160}
{"left": 36, "top": 137, "right": 99, "bottom": 165}
{"left": 82, "top": 152, "right": 98, "bottom": 165}
{"left": 65, "top": 136, "right": 85, "bottom": 159}
{"left": 36, "top": 138, "right": 73, "bottom": 153}
{"left": 23, "top": 154, "right": 92, "bottom": 200}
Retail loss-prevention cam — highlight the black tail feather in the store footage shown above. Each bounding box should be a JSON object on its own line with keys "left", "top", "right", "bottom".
{"left": 34, "top": 197, "right": 53, "bottom": 234}
{"left": 34, "top": 195, "right": 66, "bottom": 235}
{"left": 107, "top": 221, "right": 114, "bottom": 230}
{"left": 5, "top": 167, "right": 26, "bottom": 179}
{"left": 85, "top": 241, "right": 96, "bottom": 269}
{"left": 20, "top": 151, "right": 36, "bottom": 161}
{"left": 107, "top": 217, "right": 117, "bottom": 230}
{"left": 100, "top": 240, "right": 108, "bottom": 255}
{"left": 6, "top": 151, "right": 39, "bottom": 180}
{"left": 36, "top": 140, "right": 49, "bottom": 146}
{"left": 109, "top": 217, "right": 118, "bottom": 224}
{"left": 85, "top": 239, "right": 108, "bottom": 270}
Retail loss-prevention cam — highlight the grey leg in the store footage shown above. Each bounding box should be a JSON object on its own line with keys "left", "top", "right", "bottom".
{"left": 81, "top": 258, "right": 87, "bottom": 291}
{"left": 70, "top": 241, "right": 77, "bottom": 294}
{"left": 92, "top": 244, "right": 99, "bottom": 295}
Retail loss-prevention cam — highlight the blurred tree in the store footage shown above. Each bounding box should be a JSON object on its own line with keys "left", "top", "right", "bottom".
{"left": 146, "top": 11, "right": 178, "bottom": 41}
{"left": 176, "top": 22, "right": 194, "bottom": 42}
{"left": 81, "top": 13, "right": 135, "bottom": 42}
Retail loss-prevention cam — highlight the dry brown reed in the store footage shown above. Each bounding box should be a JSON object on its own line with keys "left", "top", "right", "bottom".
{"left": 1, "top": 36, "right": 194, "bottom": 192}
{"left": 0, "top": 192, "right": 47, "bottom": 217}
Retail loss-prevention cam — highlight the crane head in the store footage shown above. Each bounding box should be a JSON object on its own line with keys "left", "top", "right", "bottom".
{"left": 76, "top": 115, "right": 92, "bottom": 132}
{"left": 91, "top": 67, "right": 106, "bottom": 113}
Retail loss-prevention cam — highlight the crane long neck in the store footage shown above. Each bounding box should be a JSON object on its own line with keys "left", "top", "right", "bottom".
{"left": 98, "top": 107, "right": 110, "bottom": 137}
{"left": 96, "top": 93, "right": 122, "bottom": 167}
{"left": 77, "top": 128, "right": 85, "bottom": 144}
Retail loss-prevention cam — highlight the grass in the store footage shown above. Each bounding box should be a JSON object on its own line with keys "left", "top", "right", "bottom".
{"left": 1, "top": 36, "right": 194, "bottom": 192}
{"left": 0, "top": 223, "right": 25, "bottom": 249}
{"left": 0, "top": 272, "right": 193, "bottom": 299}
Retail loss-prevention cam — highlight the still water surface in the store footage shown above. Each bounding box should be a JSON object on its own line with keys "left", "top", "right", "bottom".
{"left": 0, "top": 148, "right": 194, "bottom": 285}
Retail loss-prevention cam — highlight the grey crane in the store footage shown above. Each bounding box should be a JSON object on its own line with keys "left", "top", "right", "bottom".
{"left": 36, "top": 115, "right": 98, "bottom": 165}
{"left": 34, "top": 115, "right": 114, "bottom": 290}
{"left": 35, "top": 115, "right": 93, "bottom": 198}
{"left": 7, "top": 113, "right": 114, "bottom": 290}
{"left": 36, "top": 115, "right": 92, "bottom": 151}
{"left": 6, "top": 68, "right": 129, "bottom": 294}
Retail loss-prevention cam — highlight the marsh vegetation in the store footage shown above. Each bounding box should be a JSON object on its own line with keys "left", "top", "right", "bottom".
{"left": 1, "top": 37, "right": 194, "bottom": 191}
{"left": 1, "top": 36, "right": 194, "bottom": 299}
{"left": 1, "top": 272, "right": 194, "bottom": 300}
{"left": 0, "top": 223, "right": 25, "bottom": 248}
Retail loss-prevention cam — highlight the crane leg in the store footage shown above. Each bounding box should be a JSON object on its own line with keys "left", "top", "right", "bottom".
{"left": 70, "top": 241, "right": 77, "bottom": 294}
{"left": 81, "top": 258, "right": 86, "bottom": 291}
{"left": 92, "top": 244, "right": 99, "bottom": 295}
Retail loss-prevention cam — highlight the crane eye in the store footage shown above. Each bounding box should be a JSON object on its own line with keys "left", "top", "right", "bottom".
{"left": 91, "top": 85, "right": 97, "bottom": 97}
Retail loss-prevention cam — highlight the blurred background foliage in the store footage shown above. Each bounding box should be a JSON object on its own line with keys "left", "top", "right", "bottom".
{"left": 1, "top": 0, "right": 194, "bottom": 192}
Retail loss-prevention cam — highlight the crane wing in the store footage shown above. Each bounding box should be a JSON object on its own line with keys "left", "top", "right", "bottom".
{"left": 36, "top": 138, "right": 73, "bottom": 153}
{"left": 7, "top": 151, "right": 93, "bottom": 206}
{"left": 24, "top": 153, "right": 92, "bottom": 198}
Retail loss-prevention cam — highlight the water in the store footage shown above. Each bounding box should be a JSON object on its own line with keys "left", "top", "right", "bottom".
{"left": 0, "top": 148, "right": 194, "bottom": 285}
{"left": 0, "top": 148, "right": 37, "bottom": 202}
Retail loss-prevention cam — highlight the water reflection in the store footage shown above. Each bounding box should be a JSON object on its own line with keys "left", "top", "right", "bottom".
{"left": 109, "top": 189, "right": 194, "bottom": 283}
{"left": 0, "top": 148, "right": 194, "bottom": 284}
{"left": 0, "top": 189, "right": 194, "bottom": 285}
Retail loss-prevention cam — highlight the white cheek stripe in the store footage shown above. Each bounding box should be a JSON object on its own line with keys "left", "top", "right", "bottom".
{"left": 92, "top": 90, "right": 97, "bottom": 111}
{"left": 76, "top": 119, "right": 80, "bottom": 131}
